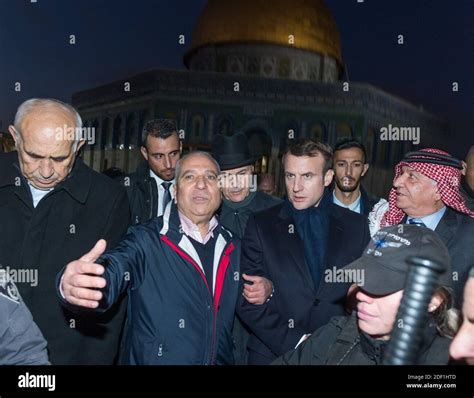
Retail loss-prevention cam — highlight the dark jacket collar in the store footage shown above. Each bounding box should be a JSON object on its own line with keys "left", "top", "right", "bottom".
{"left": 340, "top": 314, "right": 440, "bottom": 364}
{"left": 0, "top": 151, "right": 22, "bottom": 188}
{"left": 222, "top": 190, "right": 257, "bottom": 210}
{"left": 134, "top": 161, "right": 152, "bottom": 181}
{"left": 434, "top": 207, "right": 458, "bottom": 246}
{"left": 275, "top": 198, "right": 346, "bottom": 250}
{"left": 277, "top": 194, "right": 347, "bottom": 223}
{"left": 360, "top": 317, "right": 440, "bottom": 364}
{"left": 359, "top": 331, "right": 387, "bottom": 364}
{"left": 275, "top": 196, "right": 345, "bottom": 295}
{"left": 0, "top": 151, "right": 91, "bottom": 204}
{"left": 360, "top": 185, "right": 379, "bottom": 215}
{"left": 59, "top": 158, "right": 92, "bottom": 204}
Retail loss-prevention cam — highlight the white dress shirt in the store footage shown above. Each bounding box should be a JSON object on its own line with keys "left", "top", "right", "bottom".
{"left": 333, "top": 190, "right": 362, "bottom": 214}
{"left": 407, "top": 206, "right": 446, "bottom": 231}
{"left": 28, "top": 183, "right": 53, "bottom": 208}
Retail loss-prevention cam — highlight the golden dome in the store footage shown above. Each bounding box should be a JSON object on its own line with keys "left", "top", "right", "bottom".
{"left": 187, "top": 0, "right": 342, "bottom": 65}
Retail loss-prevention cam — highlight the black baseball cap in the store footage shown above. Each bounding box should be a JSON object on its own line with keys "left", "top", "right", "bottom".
{"left": 343, "top": 225, "right": 452, "bottom": 295}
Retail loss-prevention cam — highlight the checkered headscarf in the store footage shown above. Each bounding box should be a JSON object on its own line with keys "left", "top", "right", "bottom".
{"left": 381, "top": 148, "right": 474, "bottom": 227}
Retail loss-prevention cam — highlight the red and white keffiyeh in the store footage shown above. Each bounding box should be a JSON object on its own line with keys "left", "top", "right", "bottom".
{"left": 373, "top": 148, "right": 474, "bottom": 233}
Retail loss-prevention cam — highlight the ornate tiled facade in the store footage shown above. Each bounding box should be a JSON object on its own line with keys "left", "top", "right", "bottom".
{"left": 73, "top": 68, "right": 447, "bottom": 197}
{"left": 72, "top": 0, "right": 448, "bottom": 197}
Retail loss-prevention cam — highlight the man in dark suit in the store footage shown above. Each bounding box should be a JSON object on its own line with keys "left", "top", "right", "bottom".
{"left": 120, "top": 119, "right": 182, "bottom": 225}
{"left": 375, "top": 148, "right": 474, "bottom": 307}
{"left": 212, "top": 133, "right": 281, "bottom": 365}
{"left": 236, "top": 138, "right": 370, "bottom": 364}
{"left": 332, "top": 138, "right": 379, "bottom": 216}
{"left": 461, "top": 145, "right": 474, "bottom": 210}
{"left": 0, "top": 98, "right": 129, "bottom": 364}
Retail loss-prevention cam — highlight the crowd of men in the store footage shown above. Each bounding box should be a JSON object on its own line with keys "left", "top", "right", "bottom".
{"left": 0, "top": 98, "right": 473, "bottom": 366}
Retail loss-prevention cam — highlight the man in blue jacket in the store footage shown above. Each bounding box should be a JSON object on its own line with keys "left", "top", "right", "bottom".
{"left": 58, "top": 151, "right": 268, "bottom": 365}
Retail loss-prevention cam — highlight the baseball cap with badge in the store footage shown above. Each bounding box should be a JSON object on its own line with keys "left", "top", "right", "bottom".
{"left": 344, "top": 225, "right": 452, "bottom": 295}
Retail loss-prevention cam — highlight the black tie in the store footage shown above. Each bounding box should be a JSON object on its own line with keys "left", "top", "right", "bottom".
{"left": 162, "top": 182, "right": 172, "bottom": 214}
{"left": 407, "top": 218, "right": 426, "bottom": 227}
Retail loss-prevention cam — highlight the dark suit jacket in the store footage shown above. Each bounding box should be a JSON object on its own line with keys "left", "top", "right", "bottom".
{"left": 434, "top": 208, "right": 474, "bottom": 307}
{"left": 0, "top": 151, "right": 129, "bottom": 365}
{"left": 236, "top": 202, "right": 370, "bottom": 363}
{"left": 460, "top": 183, "right": 474, "bottom": 212}
{"left": 119, "top": 162, "right": 159, "bottom": 225}
{"left": 360, "top": 186, "right": 379, "bottom": 216}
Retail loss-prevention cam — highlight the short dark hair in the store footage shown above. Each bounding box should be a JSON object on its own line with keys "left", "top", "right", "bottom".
{"left": 283, "top": 138, "right": 333, "bottom": 174}
{"left": 141, "top": 119, "right": 178, "bottom": 147}
{"left": 334, "top": 138, "right": 367, "bottom": 163}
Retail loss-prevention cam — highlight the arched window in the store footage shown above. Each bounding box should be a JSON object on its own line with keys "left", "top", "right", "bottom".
{"left": 376, "top": 136, "right": 388, "bottom": 166}
{"left": 139, "top": 109, "right": 152, "bottom": 147}
{"left": 336, "top": 122, "right": 352, "bottom": 141}
{"left": 112, "top": 116, "right": 122, "bottom": 149}
{"left": 366, "top": 127, "right": 376, "bottom": 163}
{"left": 87, "top": 119, "right": 98, "bottom": 148}
{"left": 309, "top": 123, "right": 326, "bottom": 142}
{"left": 101, "top": 118, "right": 110, "bottom": 150}
{"left": 218, "top": 117, "right": 233, "bottom": 136}
{"left": 125, "top": 113, "right": 137, "bottom": 150}
{"left": 192, "top": 115, "right": 205, "bottom": 140}
{"left": 391, "top": 141, "right": 399, "bottom": 165}
{"left": 245, "top": 128, "right": 272, "bottom": 173}
{"left": 89, "top": 119, "right": 99, "bottom": 165}
{"left": 80, "top": 121, "right": 90, "bottom": 160}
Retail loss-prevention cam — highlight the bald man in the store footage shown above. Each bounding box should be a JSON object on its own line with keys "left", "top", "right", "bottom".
{"left": 0, "top": 98, "right": 129, "bottom": 364}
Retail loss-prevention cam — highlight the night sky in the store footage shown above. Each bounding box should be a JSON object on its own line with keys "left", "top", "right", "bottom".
{"left": 0, "top": 0, "right": 472, "bottom": 157}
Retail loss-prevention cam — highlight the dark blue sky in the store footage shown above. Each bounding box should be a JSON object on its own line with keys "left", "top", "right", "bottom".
{"left": 0, "top": 0, "right": 472, "bottom": 157}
